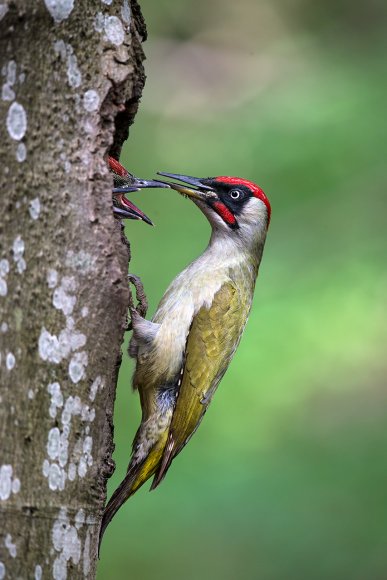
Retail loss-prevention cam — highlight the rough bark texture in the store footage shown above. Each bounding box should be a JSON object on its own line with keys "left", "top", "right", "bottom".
{"left": 0, "top": 1, "right": 146, "bottom": 578}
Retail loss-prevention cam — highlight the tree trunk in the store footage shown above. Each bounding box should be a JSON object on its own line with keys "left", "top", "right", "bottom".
{"left": 0, "top": 1, "right": 146, "bottom": 577}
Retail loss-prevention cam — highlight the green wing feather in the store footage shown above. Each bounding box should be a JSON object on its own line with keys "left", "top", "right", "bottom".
{"left": 151, "top": 281, "right": 248, "bottom": 489}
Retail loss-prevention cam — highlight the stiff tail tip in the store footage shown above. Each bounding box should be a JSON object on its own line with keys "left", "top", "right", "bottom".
{"left": 98, "top": 476, "right": 132, "bottom": 557}
{"left": 98, "top": 443, "right": 165, "bottom": 556}
{"left": 150, "top": 433, "right": 176, "bottom": 491}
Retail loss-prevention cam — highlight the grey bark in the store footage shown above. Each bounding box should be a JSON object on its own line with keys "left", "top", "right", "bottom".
{"left": 0, "top": 1, "right": 146, "bottom": 578}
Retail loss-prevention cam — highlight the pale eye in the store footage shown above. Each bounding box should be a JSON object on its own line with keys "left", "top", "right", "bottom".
{"left": 230, "top": 189, "right": 241, "bottom": 200}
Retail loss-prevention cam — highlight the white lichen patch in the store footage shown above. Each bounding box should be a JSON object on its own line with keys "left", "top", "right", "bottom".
{"left": 0, "top": 465, "right": 20, "bottom": 500}
{"left": 83, "top": 89, "right": 100, "bottom": 112}
{"left": 52, "top": 508, "right": 82, "bottom": 579}
{"left": 89, "top": 375, "right": 103, "bottom": 401}
{"left": 12, "top": 478, "right": 20, "bottom": 494}
{"left": 2, "top": 60, "right": 16, "bottom": 102}
{"left": 83, "top": 530, "right": 91, "bottom": 576}
{"left": 53, "top": 276, "right": 77, "bottom": 316}
{"left": 65, "top": 318, "right": 87, "bottom": 351}
{"left": 0, "top": 562, "right": 5, "bottom": 580}
{"left": 39, "top": 328, "right": 62, "bottom": 364}
{"left": 16, "top": 258, "right": 26, "bottom": 274}
{"left": 101, "top": 0, "right": 113, "bottom": 4}
{"left": 5, "top": 61, "right": 16, "bottom": 85}
{"left": 82, "top": 405, "right": 95, "bottom": 423}
{"left": 83, "top": 436, "right": 93, "bottom": 466}
{"left": 0, "top": 258, "right": 9, "bottom": 296}
{"left": 93, "top": 12, "right": 105, "bottom": 33}
{"left": 41, "top": 267, "right": 96, "bottom": 492}
{"left": 42, "top": 459, "right": 50, "bottom": 477}
{"left": 6, "top": 101, "right": 27, "bottom": 141}
{"left": 47, "top": 427, "right": 69, "bottom": 468}
{"left": 104, "top": 15, "right": 125, "bottom": 45}
{"left": 16, "top": 142, "right": 27, "bottom": 162}
{"left": 29, "top": 197, "right": 41, "bottom": 219}
{"left": 48, "top": 382, "right": 64, "bottom": 418}
{"left": 1, "top": 322, "right": 8, "bottom": 333}
{"left": 66, "top": 46, "right": 81, "bottom": 88}
{"left": 43, "top": 392, "right": 95, "bottom": 489}
{"left": 34, "top": 564, "right": 43, "bottom": 580}
{"left": 44, "top": 0, "right": 74, "bottom": 23}
{"left": 2, "top": 83, "right": 15, "bottom": 100}
{"left": 68, "top": 351, "right": 88, "bottom": 384}
{"left": 81, "top": 306, "right": 88, "bottom": 318}
{"left": 0, "top": 279, "right": 7, "bottom": 297}
{"left": 53, "top": 40, "right": 82, "bottom": 88}
{"left": 0, "top": 259, "right": 10, "bottom": 278}
{"left": 4, "top": 534, "right": 17, "bottom": 558}
{"left": 94, "top": 12, "right": 125, "bottom": 45}
{"left": 43, "top": 459, "right": 66, "bottom": 492}
{"left": 38, "top": 320, "right": 86, "bottom": 365}
{"left": 82, "top": 118, "right": 96, "bottom": 136}
{"left": 74, "top": 508, "right": 85, "bottom": 529}
{"left": 65, "top": 250, "right": 95, "bottom": 273}
{"left": 6, "top": 352, "right": 15, "bottom": 370}
{"left": 77, "top": 435, "right": 93, "bottom": 478}
{"left": 12, "top": 235, "right": 26, "bottom": 274}
{"left": 47, "top": 268, "right": 58, "bottom": 289}
{"left": 77, "top": 458, "right": 87, "bottom": 478}
{"left": 28, "top": 389, "right": 35, "bottom": 399}
{"left": 121, "top": 0, "right": 131, "bottom": 24}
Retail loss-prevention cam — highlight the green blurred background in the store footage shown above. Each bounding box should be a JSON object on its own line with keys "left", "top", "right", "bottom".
{"left": 98, "top": 0, "right": 387, "bottom": 578}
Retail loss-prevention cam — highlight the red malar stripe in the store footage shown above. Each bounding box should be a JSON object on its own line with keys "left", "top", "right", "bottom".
{"left": 213, "top": 201, "right": 237, "bottom": 225}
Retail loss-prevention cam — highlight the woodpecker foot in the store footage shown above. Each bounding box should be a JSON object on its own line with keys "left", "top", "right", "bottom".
{"left": 126, "top": 274, "right": 148, "bottom": 331}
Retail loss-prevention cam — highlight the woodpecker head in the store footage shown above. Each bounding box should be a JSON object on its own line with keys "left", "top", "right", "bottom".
{"left": 157, "top": 172, "right": 271, "bottom": 241}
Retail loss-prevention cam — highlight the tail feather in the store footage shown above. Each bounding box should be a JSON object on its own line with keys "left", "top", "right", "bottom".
{"left": 98, "top": 437, "right": 167, "bottom": 555}
{"left": 99, "top": 471, "right": 138, "bottom": 555}
{"left": 150, "top": 433, "right": 175, "bottom": 490}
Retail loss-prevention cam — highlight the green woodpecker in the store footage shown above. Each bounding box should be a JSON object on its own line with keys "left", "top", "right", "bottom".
{"left": 99, "top": 172, "right": 271, "bottom": 548}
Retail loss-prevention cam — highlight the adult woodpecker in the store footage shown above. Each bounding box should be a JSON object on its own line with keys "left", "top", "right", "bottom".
{"left": 99, "top": 172, "right": 271, "bottom": 548}
{"left": 109, "top": 156, "right": 167, "bottom": 224}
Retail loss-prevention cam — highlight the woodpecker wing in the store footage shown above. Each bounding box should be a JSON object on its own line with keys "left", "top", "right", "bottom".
{"left": 151, "top": 281, "right": 245, "bottom": 488}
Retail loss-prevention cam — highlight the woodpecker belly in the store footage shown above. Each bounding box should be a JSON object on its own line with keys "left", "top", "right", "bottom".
{"left": 131, "top": 256, "right": 256, "bottom": 470}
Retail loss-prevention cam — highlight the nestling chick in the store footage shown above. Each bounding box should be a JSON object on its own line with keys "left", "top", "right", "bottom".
{"left": 109, "top": 156, "right": 168, "bottom": 224}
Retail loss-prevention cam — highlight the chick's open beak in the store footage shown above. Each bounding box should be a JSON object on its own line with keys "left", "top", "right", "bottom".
{"left": 112, "top": 179, "right": 169, "bottom": 225}
{"left": 113, "top": 193, "right": 154, "bottom": 225}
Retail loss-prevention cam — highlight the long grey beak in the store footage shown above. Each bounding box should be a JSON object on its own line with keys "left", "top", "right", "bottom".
{"left": 157, "top": 172, "right": 213, "bottom": 190}
{"left": 157, "top": 172, "right": 216, "bottom": 201}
